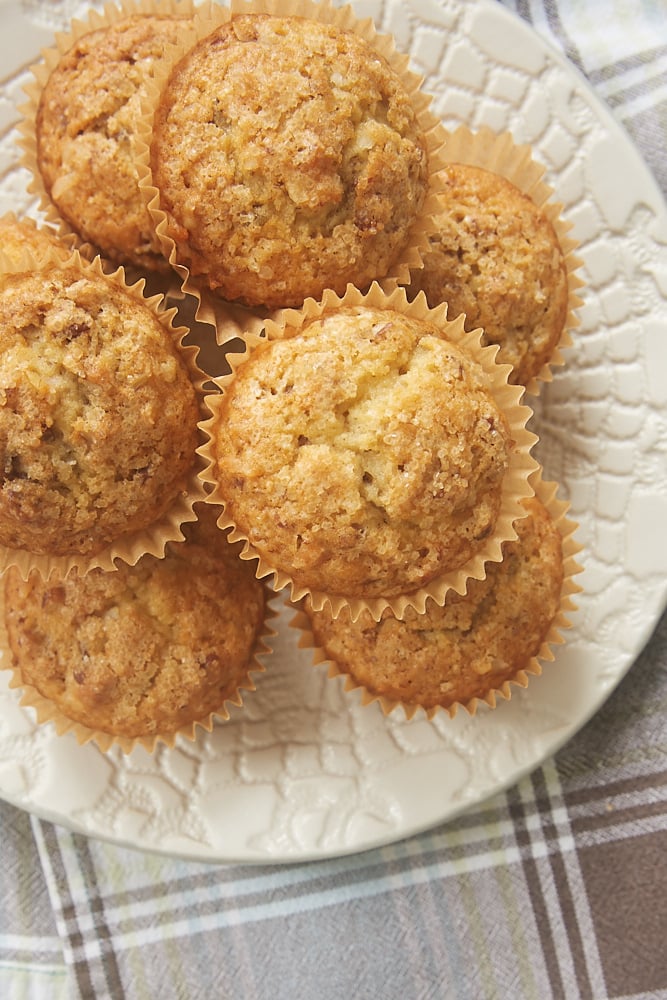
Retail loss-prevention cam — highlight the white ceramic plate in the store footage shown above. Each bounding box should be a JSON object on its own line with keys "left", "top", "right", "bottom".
{"left": 0, "top": 0, "right": 666, "bottom": 864}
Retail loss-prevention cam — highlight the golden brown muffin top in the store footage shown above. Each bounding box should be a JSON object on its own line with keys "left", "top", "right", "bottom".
{"left": 304, "top": 496, "right": 564, "bottom": 711}
{"left": 4, "top": 509, "right": 266, "bottom": 739}
{"left": 151, "top": 14, "right": 429, "bottom": 308}
{"left": 211, "top": 306, "right": 511, "bottom": 598}
{"left": 36, "top": 14, "right": 189, "bottom": 270}
{"left": 0, "top": 263, "right": 199, "bottom": 556}
{"left": 408, "top": 164, "right": 568, "bottom": 385}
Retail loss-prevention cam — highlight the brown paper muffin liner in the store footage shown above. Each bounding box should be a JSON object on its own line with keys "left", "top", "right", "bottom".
{"left": 291, "top": 468, "right": 583, "bottom": 721}
{"left": 134, "top": 0, "right": 450, "bottom": 335}
{"left": 408, "top": 124, "right": 585, "bottom": 395}
{"left": 170, "top": 287, "right": 250, "bottom": 384}
{"left": 198, "top": 282, "right": 541, "bottom": 621}
{"left": 0, "top": 245, "right": 209, "bottom": 580}
{"left": 18, "top": 0, "right": 198, "bottom": 290}
{"left": 0, "top": 563, "right": 278, "bottom": 755}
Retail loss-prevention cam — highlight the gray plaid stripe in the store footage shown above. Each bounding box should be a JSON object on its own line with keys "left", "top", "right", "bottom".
{"left": 0, "top": 800, "right": 65, "bottom": 977}
{"left": 75, "top": 836, "right": 124, "bottom": 1000}
{"left": 602, "top": 69, "right": 667, "bottom": 110}
{"left": 619, "top": 101, "right": 667, "bottom": 194}
{"left": 507, "top": 784, "right": 567, "bottom": 998}
{"left": 532, "top": 765, "right": 607, "bottom": 1000}
{"left": 587, "top": 44, "right": 667, "bottom": 86}
{"left": 34, "top": 822, "right": 124, "bottom": 1000}
{"left": 530, "top": 769, "right": 591, "bottom": 998}
{"left": 516, "top": 0, "right": 533, "bottom": 22}
{"left": 542, "top": 0, "right": 585, "bottom": 72}
{"left": 506, "top": 768, "right": 611, "bottom": 1000}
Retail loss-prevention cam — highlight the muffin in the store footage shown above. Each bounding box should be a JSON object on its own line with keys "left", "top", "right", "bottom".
{"left": 0, "top": 253, "right": 201, "bottom": 565}
{"left": 33, "top": 11, "right": 192, "bottom": 271}
{"left": 149, "top": 12, "right": 430, "bottom": 308}
{"left": 3, "top": 508, "right": 268, "bottom": 751}
{"left": 300, "top": 492, "right": 574, "bottom": 717}
{"left": 407, "top": 163, "right": 569, "bottom": 386}
{"left": 0, "top": 213, "right": 72, "bottom": 266}
{"left": 204, "top": 297, "right": 523, "bottom": 604}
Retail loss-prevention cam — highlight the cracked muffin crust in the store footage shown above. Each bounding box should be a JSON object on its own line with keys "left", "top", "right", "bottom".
{"left": 150, "top": 13, "right": 429, "bottom": 308}
{"left": 35, "top": 13, "right": 190, "bottom": 270}
{"left": 408, "top": 163, "right": 568, "bottom": 386}
{"left": 303, "top": 495, "right": 564, "bottom": 712}
{"left": 209, "top": 306, "right": 512, "bottom": 598}
{"left": 3, "top": 509, "right": 266, "bottom": 741}
{"left": 0, "top": 263, "right": 199, "bottom": 557}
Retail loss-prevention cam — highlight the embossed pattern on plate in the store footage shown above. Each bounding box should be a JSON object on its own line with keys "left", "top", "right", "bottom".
{"left": 0, "top": 0, "right": 666, "bottom": 862}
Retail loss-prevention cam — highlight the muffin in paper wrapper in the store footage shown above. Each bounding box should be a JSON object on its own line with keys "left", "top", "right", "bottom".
{"left": 405, "top": 124, "right": 584, "bottom": 395}
{"left": 291, "top": 469, "right": 583, "bottom": 721}
{"left": 0, "top": 244, "right": 209, "bottom": 580}
{"left": 134, "top": 0, "right": 450, "bottom": 334}
{"left": 198, "top": 282, "right": 540, "bottom": 622}
{"left": 0, "top": 211, "right": 77, "bottom": 266}
{"left": 17, "top": 0, "right": 198, "bottom": 293}
{"left": 0, "top": 513, "right": 278, "bottom": 754}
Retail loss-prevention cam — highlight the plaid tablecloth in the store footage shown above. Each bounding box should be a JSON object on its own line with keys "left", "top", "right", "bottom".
{"left": 1, "top": 1, "right": 666, "bottom": 998}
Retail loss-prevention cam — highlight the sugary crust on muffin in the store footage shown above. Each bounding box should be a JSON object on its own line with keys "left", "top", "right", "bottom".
{"left": 151, "top": 13, "right": 429, "bottom": 308}
{"left": 408, "top": 164, "right": 568, "bottom": 386}
{"left": 0, "top": 215, "right": 70, "bottom": 266}
{"left": 304, "top": 496, "right": 564, "bottom": 709}
{"left": 36, "top": 14, "right": 189, "bottom": 270}
{"left": 212, "top": 306, "right": 511, "bottom": 597}
{"left": 3, "top": 510, "right": 266, "bottom": 738}
{"left": 0, "top": 264, "right": 199, "bottom": 556}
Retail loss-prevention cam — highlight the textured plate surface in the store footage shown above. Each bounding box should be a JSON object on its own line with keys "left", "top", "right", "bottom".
{"left": 0, "top": 0, "right": 666, "bottom": 863}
